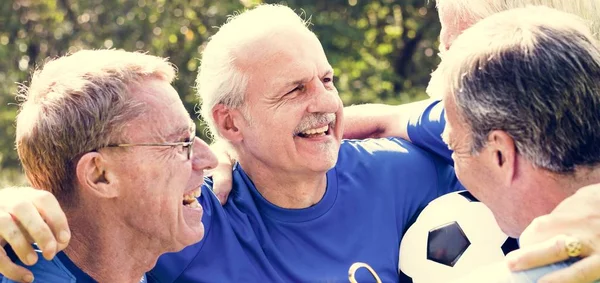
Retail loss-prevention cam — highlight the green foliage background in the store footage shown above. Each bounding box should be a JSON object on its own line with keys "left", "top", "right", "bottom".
{"left": 0, "top": 0, "right": 441, "bottom": 186}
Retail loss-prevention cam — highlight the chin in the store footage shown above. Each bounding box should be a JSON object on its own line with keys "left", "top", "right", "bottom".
{"left": 173, "top": 224, "right": 205, "bottom": 252}
{"left": 307, "top": 157, "right": 338, "bottom": 173}
{"left": 494, "top": 214, "right": 521, "bottom": 238}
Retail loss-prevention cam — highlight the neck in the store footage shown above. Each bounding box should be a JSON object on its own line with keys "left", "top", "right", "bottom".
{"left": 63, "top": 201, "right": 160, "bottom": 283}
{"left": 238, "top": 158, "right": 328, "bottom": 209}
{"left": 518, "top": 166, "right": 600, "bottom": 229}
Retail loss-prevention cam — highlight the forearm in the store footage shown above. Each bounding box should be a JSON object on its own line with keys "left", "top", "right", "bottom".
{"left": 343, "top": 99, "right": 433, "bottom": 141}
{"left": 343, "top": 103, "right": 393, "bottom": 139}
{"left": 343, "top": 103, "right": 408, "bottom": 140}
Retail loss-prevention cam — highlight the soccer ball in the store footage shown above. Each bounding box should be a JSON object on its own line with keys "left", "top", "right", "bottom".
{"left": 399, "top": 190, "right": 519, "bottom": 282}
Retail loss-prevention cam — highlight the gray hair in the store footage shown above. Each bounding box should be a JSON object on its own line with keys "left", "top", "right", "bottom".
{"left": 196, "top": 4, "right": 311, "bottom": 139}
{"left": 438, "top": 6, "right": 600, "bottom": 173}
{"left": 16, "top": 49, "right": 176, "bottom": 206}
{"left": 435, "top": 0, "right": 600, "bottom": 40}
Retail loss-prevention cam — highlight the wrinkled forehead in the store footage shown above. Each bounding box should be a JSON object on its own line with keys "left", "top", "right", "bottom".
{"left": 128, "top": 78, "right": 194, "bottom": 139}
{"left": 236, "top": 27, "right": 331, "bottom": 84}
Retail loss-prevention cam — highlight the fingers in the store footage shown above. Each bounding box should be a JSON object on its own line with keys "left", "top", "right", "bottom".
{"left": 538, "top": 254, "right": 600, "bottom": 283}
{"left": 9, "top": 201, "right": 57, "bottom": 261}
{"left": 0, "top": 249, "right": 34, "bottom": 283}
{"left": 211, "top": 162, "right": 233, "bottom": 205}
{"left": 0, "top": 212, "right": 37, "bottom": 267}
{"left": 32, "top": 191, "right": 70, "bottom": 253}
{"left": 507, "top": 235, "right": 590, "bottom": 272}
{"left": 208, "top": 141, "right": 236, "bottom": 205}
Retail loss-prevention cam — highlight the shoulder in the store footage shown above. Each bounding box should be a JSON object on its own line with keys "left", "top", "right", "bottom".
{"left": 2, "top": 247, "right": 75, "bottom": 283}
{"left": 338, "top": 137, "right": 442, "bottom": 169}
{"left": 336, "top": 138, "right": 458, "bottom": 193}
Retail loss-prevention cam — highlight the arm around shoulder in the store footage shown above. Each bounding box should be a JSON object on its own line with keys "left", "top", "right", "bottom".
{"left": 343, "top": 99, "right": 434, "bottom": 140}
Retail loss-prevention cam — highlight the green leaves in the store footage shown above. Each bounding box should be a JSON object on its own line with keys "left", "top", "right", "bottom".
{"left": 0, "top": 0, "right": 441, "bottom": 184}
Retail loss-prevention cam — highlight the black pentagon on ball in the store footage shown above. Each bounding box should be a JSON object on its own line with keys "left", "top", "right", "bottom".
{"left": 502, "top": 237, "right": 520, "bottom": 255}
{"left": 458, "top": 190, "right": 479, "bottom": 202}
{"left": 427, "top": 221, "right": 471, "bottom": 267}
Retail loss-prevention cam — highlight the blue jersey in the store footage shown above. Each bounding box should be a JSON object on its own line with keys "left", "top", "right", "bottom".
{"left": 0, "top": 245, "right": 148, "bottom": 283}
{"left": 149, "top": 138, "right": 462, "bottom": 282}
{"left": 407, "top": 99, "right": 452, "bottom": 165}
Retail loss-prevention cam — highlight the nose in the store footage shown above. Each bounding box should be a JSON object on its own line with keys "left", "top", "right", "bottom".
{"left": 306, "top": 79, "right": 341, "bottom": 113}
{"left": 191, "top": 137, "right": 218, "bottom": 172}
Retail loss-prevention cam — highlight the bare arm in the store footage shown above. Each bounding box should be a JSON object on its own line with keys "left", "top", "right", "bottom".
{"left": 343, "top": 99, "right": 433, "bottom": 141}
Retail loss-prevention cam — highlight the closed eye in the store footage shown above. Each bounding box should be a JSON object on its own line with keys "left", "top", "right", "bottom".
{"left": 286, "top": 84, "right": 305, "bottom": 95}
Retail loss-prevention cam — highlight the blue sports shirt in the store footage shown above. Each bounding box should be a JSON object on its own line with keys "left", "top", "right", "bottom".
{"left": 149, "top": 138, "right": 462, "bottom": 282}
{"left": 0, "top": 245, "right": 148, "bottom": 283}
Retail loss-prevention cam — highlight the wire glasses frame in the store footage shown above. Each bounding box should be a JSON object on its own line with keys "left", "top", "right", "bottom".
{"left": 105, "top": 137, "right": 195, "bottom": 160}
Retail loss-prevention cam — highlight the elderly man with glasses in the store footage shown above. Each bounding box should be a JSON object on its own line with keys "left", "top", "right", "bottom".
{"left": 0, "top": 49, "right": 217, "bottom": 283}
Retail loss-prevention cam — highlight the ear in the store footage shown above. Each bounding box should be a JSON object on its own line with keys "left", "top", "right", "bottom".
{"left": 75, "top": 152, "right": 119, "bottom": 199}
{"left": 212, "top": 104, "right": 244, "bottom": 142}
{"left": 487, "top": 130, "right": 517, "bottom": 184}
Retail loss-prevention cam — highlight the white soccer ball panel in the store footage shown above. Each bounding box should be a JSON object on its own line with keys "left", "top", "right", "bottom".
{"left": 399, "top": 191, "right": 514, "bottom": 283}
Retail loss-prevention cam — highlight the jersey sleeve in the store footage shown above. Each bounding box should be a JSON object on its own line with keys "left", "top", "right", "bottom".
{"left": 1, "top": 246, "right": 76, "bottom": 283}
{"left": 406, "top": 99, "right": 453, "bottom": 165}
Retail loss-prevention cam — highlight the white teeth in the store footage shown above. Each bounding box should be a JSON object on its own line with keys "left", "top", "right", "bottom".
{"left": 300, "top": 125, "right": 328, "bottom": 135}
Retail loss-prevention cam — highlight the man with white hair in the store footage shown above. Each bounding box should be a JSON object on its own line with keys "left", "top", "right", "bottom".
{"left": 0, "top": 4, "right": 461, "bottom": 283}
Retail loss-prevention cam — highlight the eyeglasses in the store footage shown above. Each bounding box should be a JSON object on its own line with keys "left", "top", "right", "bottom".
{"left": 105, "top": 138, "right": 195, "bottom": 160}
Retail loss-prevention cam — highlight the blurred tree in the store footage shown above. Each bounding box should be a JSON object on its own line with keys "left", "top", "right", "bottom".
{"left": 0, "top": 0, "right": 441, "bottom": 185}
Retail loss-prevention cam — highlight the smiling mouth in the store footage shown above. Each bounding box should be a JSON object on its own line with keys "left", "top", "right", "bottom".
{"left": 183, "top": 189, "right": 201, "bottom": 208}
{"left": 296, "top": 124, "right": 332, "bottom": 138}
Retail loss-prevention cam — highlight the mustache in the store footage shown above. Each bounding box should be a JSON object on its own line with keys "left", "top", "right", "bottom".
{"left": 294, "top": 113, "right": 336, "bottom": 135}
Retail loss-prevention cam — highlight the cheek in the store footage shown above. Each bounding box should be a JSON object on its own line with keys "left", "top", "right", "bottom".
{"left": 452, "top": 158, "right": 464, "bottom": 181}
{"left": 452, "top": 155, "right": 475, "bottom": 185}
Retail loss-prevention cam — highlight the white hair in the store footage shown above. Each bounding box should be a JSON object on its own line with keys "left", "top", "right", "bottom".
{"left": 435, "top": 0, "right": 600, "bottom": 40}
{"left": 196, "top": 4, "right": 311, "bottom": 139}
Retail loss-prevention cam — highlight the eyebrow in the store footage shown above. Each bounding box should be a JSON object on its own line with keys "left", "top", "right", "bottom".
{"left": 278, "top": 68, "right": 335, "bottom": 93}
{"left": 164, "top": 120, "right": 196, "bottom": 141}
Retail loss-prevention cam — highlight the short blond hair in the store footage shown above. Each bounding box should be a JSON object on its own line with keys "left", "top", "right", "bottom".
{"left": 436, "top": 0, "right": 600, "bottom": 40}
{"left": 16, "top": 49, "right": 176, "bottom": 206}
